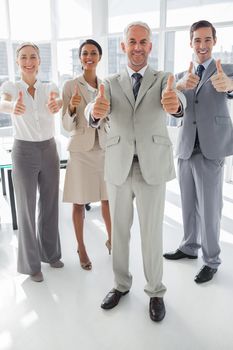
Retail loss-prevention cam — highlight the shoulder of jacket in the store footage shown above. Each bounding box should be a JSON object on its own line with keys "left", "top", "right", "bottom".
{"left": 63, "top": 77, "right": 80, "bottom": 87}
{"left": 105, "top": 73, "right": 121, "bottom": 82}
{"left": 221, "top": 63, "right": 233, "bottom": 71}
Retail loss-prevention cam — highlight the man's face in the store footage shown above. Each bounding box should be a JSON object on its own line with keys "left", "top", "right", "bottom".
{"left": 190, "top": 26, "right": 217, "bottom": 64}
{"left": 121, "top": 25, "right": 152, "bottom": 71}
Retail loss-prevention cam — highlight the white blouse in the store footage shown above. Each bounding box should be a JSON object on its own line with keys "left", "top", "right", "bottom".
{"left": 1, "top": 79, "right": 59, "bottom": 142}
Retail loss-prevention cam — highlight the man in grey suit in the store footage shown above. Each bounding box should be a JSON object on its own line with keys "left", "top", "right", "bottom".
{"left": 164, "top": 20, "right": 233, "bottom": 284}
{"left": 89, "top": 21, "right": 186, "bottom": 321}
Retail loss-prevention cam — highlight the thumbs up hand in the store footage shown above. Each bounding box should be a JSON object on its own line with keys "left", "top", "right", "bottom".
{"left": 48, "top": 91, "right": 61, "bottom": 113}
{"left": 176, "top": 62, "right": 200, "bottom": 91}
{"left": 69, "top": 85, "right": 81, "bottom": 113}
{"left": 211, "top": 59, "right": 233, "bottom": 92}
{"left": 161, "top": 75, "right": 181, "bottom": 114}
{"left": 92, "top": 84, "right": 110, "bottom": 120}
{"left": 13, "top": 91, "right": 26, "bottom": 115}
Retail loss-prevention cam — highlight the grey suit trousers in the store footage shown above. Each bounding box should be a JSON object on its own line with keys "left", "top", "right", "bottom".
{"left": 12, "top": 138, "right": 61, "bottom": 275}
{"left": 107, "top": 160, "right": 167, "bottom": 298}
{"left": 178, "top": 153, "right": 223, "bottom": 269}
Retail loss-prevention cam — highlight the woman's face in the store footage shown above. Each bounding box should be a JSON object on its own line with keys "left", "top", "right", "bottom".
{"left": 80, "top": 44, "right": 101, "bottom": 71}
{"left": 16, "top": 46, "right": 40, "bottom": 78}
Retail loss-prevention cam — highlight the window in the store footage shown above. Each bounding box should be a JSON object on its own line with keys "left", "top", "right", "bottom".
{"left": 108, "top": 0, "right": 160, "bottom": 34}
{"left": 167, "top": 0, "right": 233, "bottom": 27}
{"left": 9, "top": 0, "right": 51, "bottom": 40}
{"left": 57, "top": 40, "right": 82, "bottom": 88}
{"left": 57, "top": 0, "right": 92, "bottom": 38}
{"left": 0, "top": 0, "right": 8, "bottom": 39}
{"left": 0, "top": 41, "right": 10, "bottom": 128}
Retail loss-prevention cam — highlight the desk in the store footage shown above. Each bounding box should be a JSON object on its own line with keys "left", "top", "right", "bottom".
{"left": 0, "top": 136, "right": 69, "bottom": 230}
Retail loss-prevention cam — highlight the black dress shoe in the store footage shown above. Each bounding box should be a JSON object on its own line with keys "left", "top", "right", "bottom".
{"left": 101, "top": 289, "right": 129, "bottom": 310}
{"left": 149, "top": 297, "right": 166, "bottom": 322}
{"left": 194, "top": 265, "right": 217, "bottom": 284}
{"left": 163, "top": 249, "right": 198, "bottom": 260}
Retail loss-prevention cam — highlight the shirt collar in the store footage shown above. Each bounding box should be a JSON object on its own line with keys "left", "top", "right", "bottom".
{"left": 194, "top": 58, "right": 213, "bottom": 71}
{"left": 19, "top": 79, "right": 40, "bottom": 89}
{"left": 126, "top": 64, "right": 148, "bottom": 78}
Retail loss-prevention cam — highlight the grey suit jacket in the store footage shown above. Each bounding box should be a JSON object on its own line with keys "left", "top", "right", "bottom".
{"left": 175, "top": 59, "right": 233, "bottom": 160}
{"left": 62, "top": 75, "right": 107, "bottom": 152}
{"left": 102, "top": 66, "right": 186, "bottom": 186}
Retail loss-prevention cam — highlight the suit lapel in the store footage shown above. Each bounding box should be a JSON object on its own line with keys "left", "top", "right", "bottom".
{"left": 196, "top": 59, "right": 216, "bottom": 95}
{"left": 118, "top": 68, "right": 135, "bottom": 108}
{"left": 135, "top": 66, "right": 158, "bottom": 109}
{"left": 118, "top": 66, "right": 158, "bottom": 109}
{"left": 77, "top": 76, "right": 92, "bottom": 104}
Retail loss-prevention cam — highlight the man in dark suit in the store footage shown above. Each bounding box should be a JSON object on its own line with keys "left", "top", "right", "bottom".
{"left": 164, "top": 20, "right": 233, "bottom": 284}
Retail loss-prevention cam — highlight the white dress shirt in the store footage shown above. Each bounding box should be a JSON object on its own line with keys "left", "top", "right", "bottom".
{"left": 126, "top": 65, "right": 148, "bottom": 85}
{"left": 1, "top": 79, "right": 59, "bottom": 141}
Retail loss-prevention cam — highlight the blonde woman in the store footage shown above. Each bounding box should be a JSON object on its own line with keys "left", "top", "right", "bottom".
{"left": 0, "top": 42, "right": 63, "bottom": 282}
{"left": 62, "top": 39, "right": 111, "bottom": 270}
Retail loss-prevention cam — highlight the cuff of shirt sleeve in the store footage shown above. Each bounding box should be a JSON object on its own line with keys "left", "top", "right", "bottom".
{"left": 227, "top": 91, "right": 233, "bottom": 98}
{"left": 89, "top": 114, "right": 101, "bottom": 128}
{"left": 172, "top": 103, "right": 184, "bottom": 118}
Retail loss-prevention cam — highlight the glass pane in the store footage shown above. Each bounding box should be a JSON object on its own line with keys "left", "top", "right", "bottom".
{"left": 0, "top": 0, "right": 8, "bottom": 39}
{"left": 0, "top": 42, "right": 8, "bottom": 78}
{"left": 57, "top": 40, "right": 83, "bottom": 88}
{"left": 108, "top": 0, "right": 160, "bottom": 33}
{"left": 165, "top": 31, "right": 192, "bottom": 74}
{"left": 57, "top": 0, "right": 92, "bottom": 38}
{"left": 213, "top": 27, "right": 233, "bottom": 64}
{"left": 167, "top": 0, "right": 233, "bottom": 27}
{"left": 9, "top": 0, "right": 51, "bottom": 40}
{"left": 0, "top": 41, "right": 11, "bottom": 128}
{"left": 108, "top": 32, "right": 159, "bottom": 74}
{"left": 13, "top": 43, "right": 52, "bottom": 82}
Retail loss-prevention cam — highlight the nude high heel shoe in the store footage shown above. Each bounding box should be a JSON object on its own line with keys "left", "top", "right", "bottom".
{"left": 77, "top": 250, "right": 92, "bottom": 270}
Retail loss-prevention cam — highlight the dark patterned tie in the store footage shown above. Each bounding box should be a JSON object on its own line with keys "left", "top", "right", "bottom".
{"left": 196, "top": 64, "right": 205, "bottom": 79}
{"left": 193, "top": 65, "right": 205, "bottom": 152}
{"left": 132, "top": 73, "right": 142, "bottom": 100}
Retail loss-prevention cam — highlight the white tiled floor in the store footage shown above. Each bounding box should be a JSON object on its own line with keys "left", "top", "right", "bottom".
{"left": 0, "top": 170, "right": 233, "bottom": 350}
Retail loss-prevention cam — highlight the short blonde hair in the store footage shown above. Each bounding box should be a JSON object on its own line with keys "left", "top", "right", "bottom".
{"left": 123, "top": 21, "right": 152, "bottom": 41}
{"left": 16, "top": 42, "right": 40, "bottom": 58}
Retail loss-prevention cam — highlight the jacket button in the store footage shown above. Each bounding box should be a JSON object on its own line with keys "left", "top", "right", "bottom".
{"left": 193, "top": 121, "right": 197, "bottom": 124}
{"left": 195, "top": 100, "right": 198, "bottom": 103}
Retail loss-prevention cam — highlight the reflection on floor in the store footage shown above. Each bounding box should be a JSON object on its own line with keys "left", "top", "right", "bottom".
{"left": 0, "top": 173, "right": 233, "bottom": 350}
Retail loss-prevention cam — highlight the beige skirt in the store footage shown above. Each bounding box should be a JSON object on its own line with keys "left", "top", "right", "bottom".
{"left": 63, "top": 140, "right": 108, "bottom": 204}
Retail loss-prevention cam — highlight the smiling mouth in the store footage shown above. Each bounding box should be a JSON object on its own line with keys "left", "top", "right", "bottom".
{"left": 198, "top": 49, "right": 208, "bottom": 54}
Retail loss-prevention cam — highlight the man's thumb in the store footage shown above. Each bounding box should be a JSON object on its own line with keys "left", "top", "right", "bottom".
{"left": 216, "top": 59, "right": 223, "bottom": 74}
{"left": 166, "top": 75, "right": 174, "bottom": 91}
{"left": 188, "top": 62, "right": 193, "bottom": 74}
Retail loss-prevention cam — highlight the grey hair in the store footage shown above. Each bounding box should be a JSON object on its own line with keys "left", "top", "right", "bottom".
{"left": 123, "top": 21, "right": 152, "bottom": 41}
{"left": 16, "top": 42, "right": 40, "bottom": 59}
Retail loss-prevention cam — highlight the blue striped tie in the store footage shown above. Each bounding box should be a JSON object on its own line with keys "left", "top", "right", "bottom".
{"left": 132, "top": 73, "right": 142, "bottom": 100}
